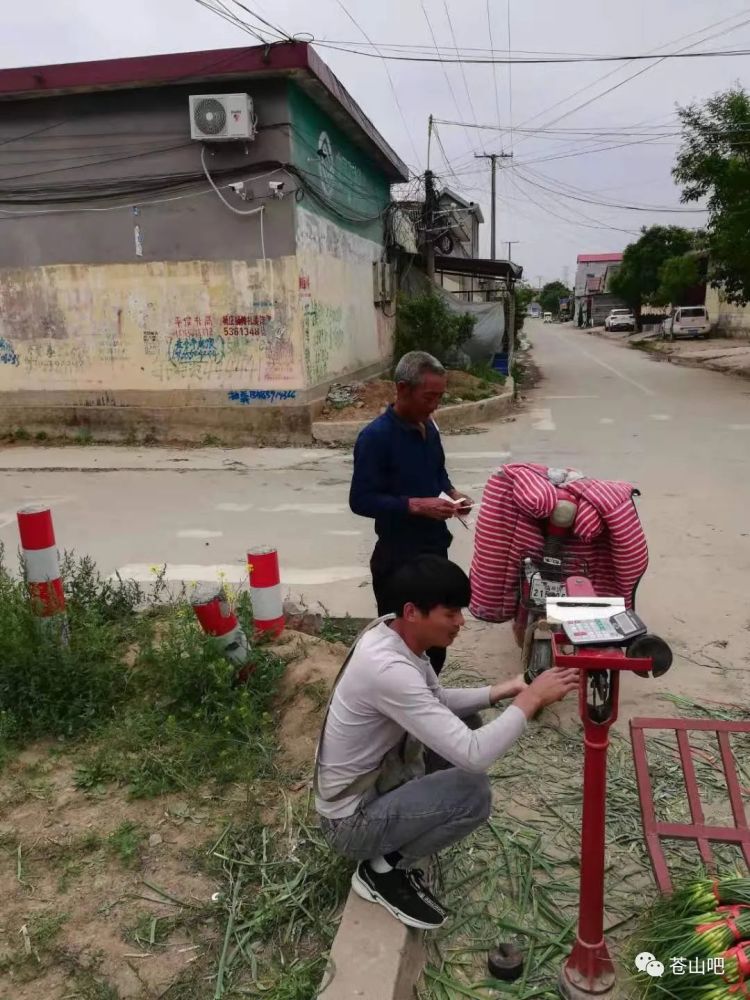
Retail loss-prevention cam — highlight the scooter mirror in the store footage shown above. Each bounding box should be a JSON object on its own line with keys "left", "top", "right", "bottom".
{"left": 626, "top": 633, "right": 673, "bottom": 678}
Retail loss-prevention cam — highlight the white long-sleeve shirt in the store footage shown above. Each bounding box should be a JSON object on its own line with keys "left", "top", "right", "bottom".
{"left": 315, "top": 622, "right": 527, "bottom": 819}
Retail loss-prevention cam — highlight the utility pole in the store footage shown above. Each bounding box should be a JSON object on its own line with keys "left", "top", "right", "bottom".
{"left": 474, "top": 151, "right": 513, "bottom": 259}
{"left": 427, "top": 114, "right": 433, "bottom": 171}
{"left": 424, "top": 168, "right": 437, "bottom": 282}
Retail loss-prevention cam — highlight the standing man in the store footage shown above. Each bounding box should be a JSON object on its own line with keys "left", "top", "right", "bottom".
{"left": 349, "top": 351, "right": 470, "bottom": 675}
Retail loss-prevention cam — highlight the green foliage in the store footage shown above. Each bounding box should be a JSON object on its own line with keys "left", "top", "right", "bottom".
{"left": 514, "top": 283, "right": 535, "bottom": 337}
{"left": 538, "top": 281, "right": 571, "bottom": 316}
{"left": 654, "top": 254, "right": 701, "bottom": 306}
{"left": 673, "top": 87, "right": 750, "bottom": 305}
{"left": 393, "top": 292, "right": 476, "bottom": 366}
{"left": 0, "top": 547, "right": 285, "bottom": 798}
{"left": 610, "top": 225, "right": 698, "bottom": 319}
{"left": 107, "top": 822, "right": 144, "bottom": 868}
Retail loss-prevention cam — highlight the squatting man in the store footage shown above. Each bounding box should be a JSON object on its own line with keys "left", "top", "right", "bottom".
{"left": 314, "top": 555, "right": 578, "bottom": 930}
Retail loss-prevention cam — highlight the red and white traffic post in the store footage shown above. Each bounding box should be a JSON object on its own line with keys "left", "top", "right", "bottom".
{"left": 16, "top": 504, "right": 68, "bottom": 640}
{"left": 248, "top": 546, "right": 284, "bottom": 637}
{"left": 190, "top": 585, "right": 250, "bottom": 669}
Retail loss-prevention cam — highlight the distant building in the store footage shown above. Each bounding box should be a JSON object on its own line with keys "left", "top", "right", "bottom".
{"left": 574, "top": 252, "right": 625, "bottom": 326}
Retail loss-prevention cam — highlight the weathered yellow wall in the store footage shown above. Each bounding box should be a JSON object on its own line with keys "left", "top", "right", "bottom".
{"left": 0, "top": 257, "right": 307, "bottom": 396}
{"left": 296, "top": 207, "right": 393, "bottom": 388}
{"left": 705, "top": 285, "right": 750, "bottom": 339}
{"left": 0, "top": 223, "right": 394, "bottom": 403}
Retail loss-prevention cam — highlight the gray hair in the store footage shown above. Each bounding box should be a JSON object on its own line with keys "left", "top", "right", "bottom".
{"left": 394, "top": 351, "right": 445, "bottom": 386}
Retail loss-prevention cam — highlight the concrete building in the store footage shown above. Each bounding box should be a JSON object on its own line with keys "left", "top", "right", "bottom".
{"left": 0, "top": 43, "right": 408, "bottom": 441}
{"left": 574, "top": 252, "right": 625, "bottom": 326}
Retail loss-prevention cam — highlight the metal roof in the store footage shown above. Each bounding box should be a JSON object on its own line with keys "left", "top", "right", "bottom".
{"left": 0, "top": 42, "right": 409, "bottom": 182}
{"left": 576, "top": 252, "right": 624, "bottom": 264}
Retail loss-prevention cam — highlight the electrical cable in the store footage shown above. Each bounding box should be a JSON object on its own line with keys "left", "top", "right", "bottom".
{"left": 447, "top": 8, "right": 750, "bottom": 170}
{"left": 443, "top": 1, "right": 485, "bottom": 150}
{"left": 201, "top": 145, "right": 274, "bottom": 220}
{"left": 420, "top": 0, "right": 475, "bottom": 152}
{"left": 512, "top": 164, "right": 706, "bottom": 214}
{"left": 225, "top": 0, "right": 293, "bottom": 41}
{"left": 486, "top": 0, "right": 503, "bottom": 131}
{"left": 193, "top": 0, "right": 270, "bottom": 43}
{"left": 331, "top": 0, "right": 421, "bottom": 173}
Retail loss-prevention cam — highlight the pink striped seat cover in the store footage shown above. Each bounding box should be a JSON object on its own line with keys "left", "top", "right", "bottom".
{"left": 469, "top": 463, "right": 648, "bottom": 623}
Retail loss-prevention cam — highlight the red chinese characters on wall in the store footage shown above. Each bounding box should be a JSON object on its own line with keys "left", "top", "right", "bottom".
{"left": 222, "top": 313, "right": 271, "bottom": 337}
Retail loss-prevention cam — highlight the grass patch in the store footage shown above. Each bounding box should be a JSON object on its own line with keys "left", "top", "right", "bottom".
{"left": 319, "top": 614, "right": 367, "bottom": 646}
{"left": 204, "top": 810, "right": 351, "bottom": 998}
{"left": 469, "top": 363, "right": 507, "bottom": 386}
{"left": 107, "top": 821, "right": 145, "bottom": 868}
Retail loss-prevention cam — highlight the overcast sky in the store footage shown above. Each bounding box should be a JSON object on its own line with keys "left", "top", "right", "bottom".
{"left": 3, "top": 0, "right": 749, "bottom": 285}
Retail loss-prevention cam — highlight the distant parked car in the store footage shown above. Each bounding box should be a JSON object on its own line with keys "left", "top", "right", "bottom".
{"left": 543, "top": 312, "right": 553, "bottom": 323}
{"left": 661, "top": 306, "right": 711, "bottom": 340}
{"left": 605, "top": 308, "right": 636, "bottom": 332}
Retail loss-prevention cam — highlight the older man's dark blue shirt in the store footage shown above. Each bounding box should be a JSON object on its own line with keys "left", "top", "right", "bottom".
{"left": 349, "top": 405, "right": 454, "bottom": 554}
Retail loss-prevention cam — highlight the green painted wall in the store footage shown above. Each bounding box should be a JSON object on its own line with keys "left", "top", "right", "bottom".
{"left": 288, "top": 82, "right": 390, "bottom": 243}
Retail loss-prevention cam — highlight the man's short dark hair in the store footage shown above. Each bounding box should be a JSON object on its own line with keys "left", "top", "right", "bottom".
{"left": 387, "top": 555, "right": 471, "bottom": 616}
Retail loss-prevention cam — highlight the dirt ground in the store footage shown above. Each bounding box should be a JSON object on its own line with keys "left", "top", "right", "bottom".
{"left": 318, "top": 370, "right": 505, "bottom": 422}
{"left": 0, "top": 631, "right": 346, "bottom": 1000}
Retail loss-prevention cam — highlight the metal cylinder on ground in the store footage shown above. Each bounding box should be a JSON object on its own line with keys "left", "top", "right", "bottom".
{"left": 191, "top": 585, "right": 250, "bottom": 669}
{"left": 16, "top": 504, "right": 68, "bottom": 641}
{"left": 248, "top": 546, "right": 284, "bottom": 637}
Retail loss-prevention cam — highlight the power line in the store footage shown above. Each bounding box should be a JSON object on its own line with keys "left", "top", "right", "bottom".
{"left": 420, "top": 1, "right": 475, "bottom": 152}
{"left": 485, "top": 1, "right": 503, "bottom": 130}
{"left": 193, "top": 0, "right": 271, "bottom": 43}
{"left": 448, "top": 8, "right": 750, "bottom": 170}
{"left": 332, "top": 0, "right": 421, "bottom": 173}
{"left": 224, "top": 0, "right": 293, "bottom": 40}
{"left": 506, "top": 0, "right": 514, "bottom": 153}
{"left": 512, "top": 164, "right": 706, "bottom": 214}
{"left": 443, "top": 0, "right": 485, "bottom": 150}
{"left": 312, "top": 42, "right": 750, "bottom": 64}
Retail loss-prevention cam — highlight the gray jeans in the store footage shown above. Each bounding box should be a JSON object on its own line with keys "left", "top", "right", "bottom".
{"left": 319, "top": 768, "right": 492, "bottom": 867}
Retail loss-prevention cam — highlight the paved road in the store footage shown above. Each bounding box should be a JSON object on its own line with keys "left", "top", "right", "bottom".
{"left": 1, "top": 319, "right": 748, "bottom": 710}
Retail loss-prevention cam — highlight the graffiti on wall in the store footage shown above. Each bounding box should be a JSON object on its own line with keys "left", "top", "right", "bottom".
{"left": 296, "top": 207, "right": 379, "bottom": 266}
{"left": 0, "top": 337, "right": 18, "bottom": 366}
{"left": 303, "top": 300, "right": 345, "bottom": 385}
{"left": 228, "top": 389, "right": 297, "bottom": 403}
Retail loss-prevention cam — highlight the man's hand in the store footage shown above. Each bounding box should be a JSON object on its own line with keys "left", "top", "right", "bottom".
{"left": 449, "top": 489, "right": 474, "bottom": 514}
{"left": 489, "top": 673, "right": 527, "bottom": 705}
{"left": 408, "top": 497, "right": 457, "bottom": 520}
{"left": 513, "top": 667, "right": 579, "bottom": 719}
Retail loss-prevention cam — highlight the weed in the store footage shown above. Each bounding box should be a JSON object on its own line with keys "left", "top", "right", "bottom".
{"left": 318, "top": 614, "right": 364, "bottom": 646}
{"left": 75, "top": 428, "right": 93, "bottom": 445}
{"left": 469, "top": 362, "right": 507, "bottom": 385}
{"left": 28, "top": 911, "right": 68, "bottom": 947}
{"left": 13, "top": 426, "right": 31, "bottom": 441}
{"left": 303, "top": 679, "right": 330, "bottom": 711}
{"left": 107, "top": 822, "right": 144, "bottom": 868}
{"left": 70, "top": 969, "right": 121, "bottom": 1000}
{"left": 34, "top": 430, "right": 48, "bottom": 441}
{"left": 127, "top": 912, "right": 176, "bottom": 948}
{"left": 201, "top": 433, "right": 222, "bottom": 447}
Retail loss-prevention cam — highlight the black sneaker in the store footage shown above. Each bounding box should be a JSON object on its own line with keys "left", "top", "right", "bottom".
{"left": 351, "top": 861, "right": 447, "bottom": 930}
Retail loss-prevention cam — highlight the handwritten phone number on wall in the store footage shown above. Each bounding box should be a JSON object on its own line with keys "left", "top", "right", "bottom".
{"left": 228, "top": 390, "right": 297, "bottom": 403}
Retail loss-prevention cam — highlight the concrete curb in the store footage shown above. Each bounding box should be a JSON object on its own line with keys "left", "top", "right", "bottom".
{"left": 581, "top": 325, "right": 750, "bottom": 379}
{"left": 318, "top": 890, "right": 426, "bottom": 999}
{"left": 312, "top": 381, "right": 515, "bottom": 445}
{"left": 664, "top": 353, "right": 750, "bottom": 380}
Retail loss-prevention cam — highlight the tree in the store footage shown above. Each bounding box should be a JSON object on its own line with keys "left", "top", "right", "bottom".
{"left": 539, "top": 281, "right": 571, "bottom": 316}
{"left": 654, "top": 254, "right": 700, "bottom": 306}
{"left": 609, "top": 225, "right": 696, "bottom": 327}
{"left": 393, "top": 293, "right": 475, "bottom": 366}
{"left": 673, "top": 87, "right": 750, "bottom": 305}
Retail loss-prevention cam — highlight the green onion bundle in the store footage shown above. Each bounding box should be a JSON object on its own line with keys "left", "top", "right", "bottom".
{"left": 629, "top": 878, "right": 750, "bottom": 999}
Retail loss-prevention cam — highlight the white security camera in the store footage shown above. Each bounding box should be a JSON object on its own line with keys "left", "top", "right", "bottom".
{"left": 269, "top": 180, "right": 285, "bottom": 198}
{"left": 229, "top": 182, "right": 245, "bottom": 194}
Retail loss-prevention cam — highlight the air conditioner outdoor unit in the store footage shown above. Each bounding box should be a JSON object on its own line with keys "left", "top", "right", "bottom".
{"left": 189, "top": 93, "right": 256, "bottom": 142}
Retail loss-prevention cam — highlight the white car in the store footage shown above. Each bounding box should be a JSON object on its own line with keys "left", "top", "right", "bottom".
{"left": 662, "top": 306, "right": 711, "bottom": 340}
{"left": 605, "top": 309, "right": 636, "bottom": 332}
{"left": 543, "top": 312, "right": 553, "bottom": 323}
